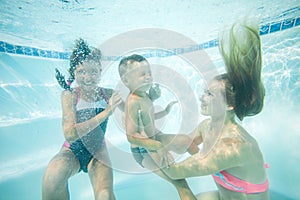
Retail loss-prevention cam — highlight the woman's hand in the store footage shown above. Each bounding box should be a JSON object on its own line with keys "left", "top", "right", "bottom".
{"left": 156, "top": 148, "right": 174, "bottom": 168}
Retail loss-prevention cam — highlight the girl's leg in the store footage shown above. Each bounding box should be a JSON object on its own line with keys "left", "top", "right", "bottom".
{"left": 143, "top": 153, "right": 196, "bottom": 200}
{"left": 42, "top": 147, "right": 80, "bottom": 200}
{"left": 88, "top": 145, "right": 115, "bottom": 200}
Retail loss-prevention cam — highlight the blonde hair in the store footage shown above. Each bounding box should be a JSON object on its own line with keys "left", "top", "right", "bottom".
{"left": 218, "top": 20, "right": 265, "bottom": 120}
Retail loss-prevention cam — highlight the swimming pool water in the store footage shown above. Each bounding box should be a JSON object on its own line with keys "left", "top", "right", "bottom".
{"left": 0, "top": 1, "right": 300, "bottom": 199}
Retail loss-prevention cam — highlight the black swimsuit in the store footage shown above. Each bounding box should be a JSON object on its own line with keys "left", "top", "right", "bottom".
{"left": 64, "top": 89, "right": 109, "bottom": 173}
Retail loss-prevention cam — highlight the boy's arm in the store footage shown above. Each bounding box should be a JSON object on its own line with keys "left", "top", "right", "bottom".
{"left": 125, "top": 98, "right": 163, "bottom": 151}
{"left": 154, "top": 101, "right": 177, "bottom": 120}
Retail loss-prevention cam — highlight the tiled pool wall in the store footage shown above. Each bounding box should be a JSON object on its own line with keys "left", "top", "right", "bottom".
{"left": 1, "top": 16, "right": 299, "bottom": 61}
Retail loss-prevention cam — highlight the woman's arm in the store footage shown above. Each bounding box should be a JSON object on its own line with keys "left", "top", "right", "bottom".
{"left": 188, "top": 119, "right": 210, "bottom": 146}
{"left": 163, "top": 133, "right": 247, "bottom": 179}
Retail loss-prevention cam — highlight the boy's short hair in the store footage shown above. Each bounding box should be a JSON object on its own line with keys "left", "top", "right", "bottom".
{"left": 118, "top": 54, "right": 148, "bottom": 78}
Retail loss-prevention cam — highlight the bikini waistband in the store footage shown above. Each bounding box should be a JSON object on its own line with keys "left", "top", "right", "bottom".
{"left": 212, "top": 170, "right": 269, "bottom": 194}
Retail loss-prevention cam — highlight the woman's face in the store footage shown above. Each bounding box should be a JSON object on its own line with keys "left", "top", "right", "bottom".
{"left": 200, "top": 79, "right": 227, "bottom": 118}
{"left": 75, "top": 60, "right": 102, "bottom": 91}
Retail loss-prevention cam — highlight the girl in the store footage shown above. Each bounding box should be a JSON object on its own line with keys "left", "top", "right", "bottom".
{"left": 42, "top": 38, "right": 122, "bottom": 200}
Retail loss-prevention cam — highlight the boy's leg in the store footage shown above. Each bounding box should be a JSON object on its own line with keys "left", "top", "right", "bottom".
{"left": 42, "top": 147, "right": 80, "bottom": 200}
{"left": 156, "top": 134, "right": 199, "bottom": 155}
{"left": 143, "top": 153, "right": 196, "bottom": 200}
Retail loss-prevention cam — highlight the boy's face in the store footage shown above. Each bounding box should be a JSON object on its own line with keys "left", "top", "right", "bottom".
{"left": 124, "top": 61, "right": 153, "bottom": 93}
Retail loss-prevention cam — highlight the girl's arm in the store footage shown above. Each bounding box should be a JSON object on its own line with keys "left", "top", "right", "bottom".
{"left": 62, "top": 90, "right": 121, "bottom": 143}
{"left": 104, "top": 87, "right": 125, "bottom": 112}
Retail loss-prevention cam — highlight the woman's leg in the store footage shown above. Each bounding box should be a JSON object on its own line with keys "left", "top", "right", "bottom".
{"left": 42, "top": 147, "right": 80, "bottom": 200}
{"left": 88, "top": 145, "right": 115, "bottom": 200}
{"left": 195, "top": 191, "right": 220, "bottom": 200}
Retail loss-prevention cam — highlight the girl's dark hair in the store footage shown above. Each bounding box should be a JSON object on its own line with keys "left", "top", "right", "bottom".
{"left": 218, "top": 21, "right": 265, "bottom": 120}
{"left": 55, "top": 38, "right": 102, "bottom": 90}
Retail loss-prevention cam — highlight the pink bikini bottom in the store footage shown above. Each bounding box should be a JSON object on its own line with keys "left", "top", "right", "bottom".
{"left": 212, "top": 170, "right": 269, "bottom": 194}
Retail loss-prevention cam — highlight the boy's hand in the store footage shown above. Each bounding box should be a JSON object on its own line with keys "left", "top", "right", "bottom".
{"left": 148, "top": 84, "right": 161, "bottom": 101}
{"left": 164, "top": 101, "right": 178, "bottom": 114}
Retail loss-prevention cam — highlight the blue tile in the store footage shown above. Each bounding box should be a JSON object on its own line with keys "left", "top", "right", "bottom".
{"left": 0, "top": 43, "right": 5, "bottom": 53}
{"left": 45, "top": 50, "right": 52, "bottom": 58}
{"left": 157, "top": 50, "right": 172, "bottom": 57}
{"left": 209, "top": 39, "right": 218, "bottom": 48}
{"left": 202, "top": 42, "right": 209, "bottom": 49}
{"left": 39, "top": 49, "right": 47, "bottom": 57}
{"left": 104, "top": 56, "right": 120, "bottom": 61}
{"left": 24, "top": 47, "right": 33, "bottom": 56}
{"left": 32, "top": 48, "right": 39, "bottom": 57}
{"left": 174, "top": 48, "right": 184, "bottom": 55}
{"left": 51, "top": 51, "right": 59, "bottom": 59}
{"left": 295, "top": 17, "right": 300, "bottom": 26}
{"left": 5, "top": 43, "right": 15, "bottom": 53}
{"left": 142, "top": 52, "right": 153, "bottom": 58}
{"left": 61, "top": 52, "right": 70, "bottom": 60}
{"left": 260, "top": 25, "right": 270, "bottom": 35}
{"left": 15, "top": 45, "right": 25, "bottom": 55}
{"left": 192, "top": 45, "right": 200, "bottom": 51}
{"left": 282, "top": 18, "right": 295, "bottom": 30}
{"left": 1, "top": 16, "right": 300, "bottom": 60}
{"left": 270, "top": 22, "right": 281, "bottom": 33}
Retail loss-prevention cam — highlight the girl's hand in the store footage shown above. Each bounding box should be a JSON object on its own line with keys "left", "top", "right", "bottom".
{"left": 149, "top": 84, "right": 161, "bottom": 101}
{"left": 108, "top": 91, "right": 123, "bottom": 112}
{"left": 165, "top": 101, "right": 178, "bottom": 114}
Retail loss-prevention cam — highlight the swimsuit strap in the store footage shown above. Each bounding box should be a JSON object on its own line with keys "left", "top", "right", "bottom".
{"left": 75, "top": 87, "right": 81, "bottom": 105}
{"left": 100, "top": 88, "right": 109, "bottom": 104}
{"left": 212, "top": 170, "right": 269, "bottom": 194}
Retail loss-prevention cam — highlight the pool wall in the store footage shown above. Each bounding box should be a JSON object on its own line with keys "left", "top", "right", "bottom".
{"left": 0, "top": 17, "right": 299, "bottom": 199}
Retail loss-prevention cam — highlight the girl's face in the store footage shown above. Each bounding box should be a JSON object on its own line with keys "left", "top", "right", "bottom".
{"left": 200, "top": 80, "right": 227, "bottom": 118}
{"left": 75, "top": 60, "right": 102, "bottom": 91}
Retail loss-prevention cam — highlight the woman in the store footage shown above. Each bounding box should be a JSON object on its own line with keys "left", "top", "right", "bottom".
{"left": 42, "top": 38, "right": 122, "bottom": 200}
{"left": 163, "top": 20, "right": 269, "bottom": 200}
